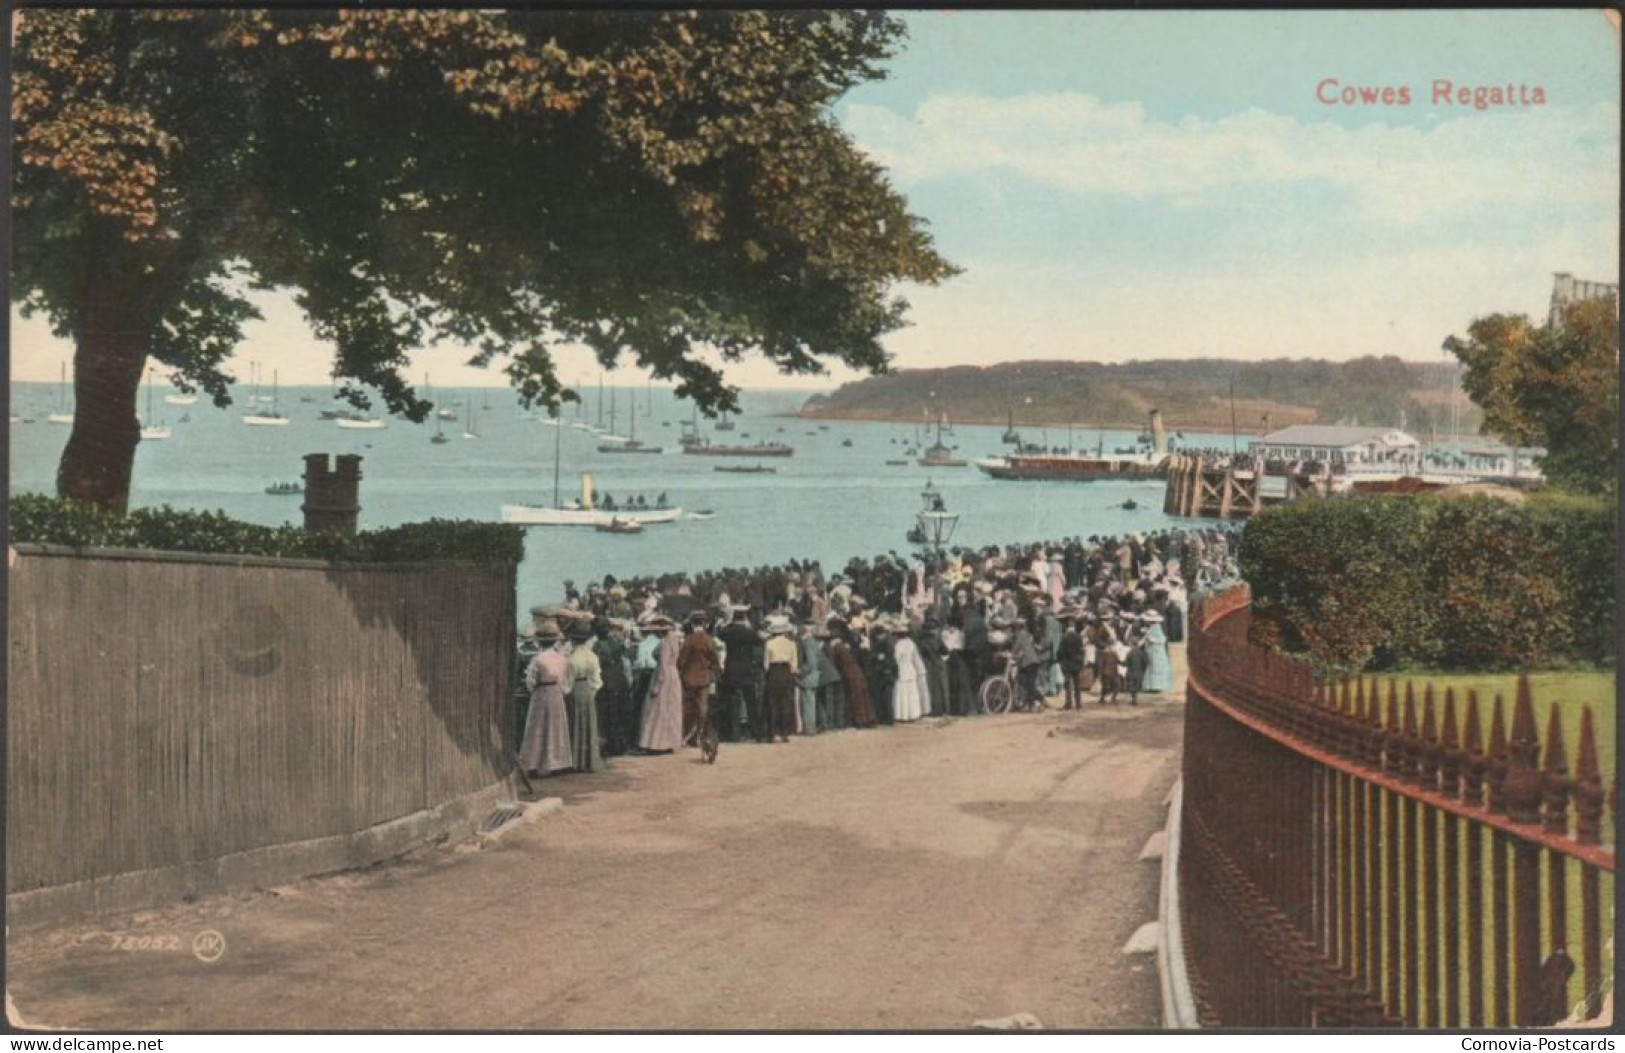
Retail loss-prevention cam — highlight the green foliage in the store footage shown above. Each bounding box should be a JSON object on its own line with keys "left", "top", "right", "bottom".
{"left": 1443, "top": 298, "right": 1619, "bottom": 496}
{"left": 1524, "top": 492, "right": 1618, "bottom": 665}
{"left": 1240, "top": 496, "right": 1436, "bottom": 671}
{"left": 1241, "top": 494, "right": 1615, "bottom": 673}
{"left": 1421, "top": 498, "right": 1570, "bottom": 669}
{"left": 12, "top": 9, "right": 955, "bottom": 510}
{"left": 9, "top": 494, "right": 524, "bottom": 565}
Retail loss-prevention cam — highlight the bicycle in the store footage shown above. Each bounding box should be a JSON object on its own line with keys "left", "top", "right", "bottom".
{"left": 979, "top": 651, "right": 1019, "bottom": 713}
{"left": 979, "top": 651, "right": 1066, "bottom": 714}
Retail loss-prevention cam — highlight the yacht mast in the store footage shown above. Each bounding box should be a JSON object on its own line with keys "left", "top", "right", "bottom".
{"left": 552, "top": 408, "right": 562, "bottom": 507}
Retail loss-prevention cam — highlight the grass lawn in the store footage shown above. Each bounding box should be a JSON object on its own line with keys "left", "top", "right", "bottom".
{"left": 1387, "top": 668, "right": 1615, "bottom": 806}
{"left": 1355, "top": 667, "right": 1614, "bottom": 1025}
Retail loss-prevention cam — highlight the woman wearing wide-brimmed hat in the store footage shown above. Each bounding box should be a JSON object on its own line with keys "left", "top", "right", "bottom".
{"left": 520, "top": 619, "right": 574, "bottom": 776}
{"left": 890, "top": 620, "right": 930, "bottom": 723}
{"left": 513, "top": 626, "right": 548, "bottom": 750}
{"left": 829, "top": 620, "right": 876, "bottom": 729}
{"left": 637, "top": 615, "right": 683, "bottom": 753}
{"left": 565, "top": 620, "right": 606, "bottom": 773}
{"left": 1141, "top": 610, "right": 1173, "bottom": 694}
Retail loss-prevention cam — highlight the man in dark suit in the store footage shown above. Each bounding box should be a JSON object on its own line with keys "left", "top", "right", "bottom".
{"left": 961, "top": 596, "right": 990, "bottom": 707}
{"left": 716, "top": 606, "right": 764, "bottom": 742}
{"left": 1057, "top": 614, "right": 1087, "bottom": 710}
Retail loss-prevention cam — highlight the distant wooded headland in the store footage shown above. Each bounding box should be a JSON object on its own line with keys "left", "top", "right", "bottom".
{"left": 798, "top": 358, "right": 1479, "bottom": 435}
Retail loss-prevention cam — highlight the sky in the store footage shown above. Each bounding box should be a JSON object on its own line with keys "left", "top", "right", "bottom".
{"left": 10, "top": 9, "right": 1620, "bottom": 392}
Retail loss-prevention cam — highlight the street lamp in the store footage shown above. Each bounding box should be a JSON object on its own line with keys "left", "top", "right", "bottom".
{"left": 912, "top": 481, "right": 959, "bottom": 552}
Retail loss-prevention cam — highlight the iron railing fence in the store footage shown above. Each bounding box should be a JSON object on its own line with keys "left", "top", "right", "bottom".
{"left": 1181, "top": 586, "right": 1613, "bottom": 1029}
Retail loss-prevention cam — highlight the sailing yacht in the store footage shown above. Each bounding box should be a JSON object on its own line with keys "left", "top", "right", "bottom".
{"left": 597, "top": 385, "right": 633, "bottom": 445}
{"left": 164, "top": 388, "right": 198, "bottom": 407}
{"left": 1001, "top": 408, "right": 1021, "bottom": 445}
{"left": 47, "top": 362, "right": 74, "bottom": 424}
{"left": 431, "top": 411, "right": 450, "bottom": 444}
{"left": 462, "top": 399, "right": 479, "bottom": 440}
{"left": 243, "top": 365, "right": 290, "bottom": 425}
{"left": 917, "top": 411, "right": 967, "bottom": 467}
{"left": 423, "top": 373, "right": 455, "bottom": 422}
{"left": 597, "top": 391, "right": 662, "bottom": 453}
{"left": 139, "top": 368, "right": 171, "bottom": 440}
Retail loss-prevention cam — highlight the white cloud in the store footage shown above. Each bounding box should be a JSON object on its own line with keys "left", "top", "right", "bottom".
{"left": 845, "top": 93, "right": 1619, "bottom": 229}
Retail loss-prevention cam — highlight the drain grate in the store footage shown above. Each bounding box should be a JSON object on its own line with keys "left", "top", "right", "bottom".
{"left": 480, "top": 804, "right": 524, "bottom": 834}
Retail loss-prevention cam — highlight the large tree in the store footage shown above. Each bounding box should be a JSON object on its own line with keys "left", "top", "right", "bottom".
{"left": 13, "top": 9, "right": 956, "bottom": 510}
{"left": 1442, "top": 297, "right": 1618, "bottom": 496}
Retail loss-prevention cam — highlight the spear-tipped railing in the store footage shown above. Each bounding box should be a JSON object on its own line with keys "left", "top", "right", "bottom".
{"left": 1180, "top": 586, "right": 1614, "bottom": 1028}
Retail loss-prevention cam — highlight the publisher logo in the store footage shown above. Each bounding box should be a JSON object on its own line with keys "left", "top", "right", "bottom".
{"left": 191, "top": 929, "right": 226, "bottom": 963}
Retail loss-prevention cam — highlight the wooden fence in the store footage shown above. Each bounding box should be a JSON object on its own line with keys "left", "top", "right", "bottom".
{"left": 1180, "top": 585, "right": 1614, "bottom": 1028}
{"left": 7, "top": 544, "right": 516, "bottom": 896}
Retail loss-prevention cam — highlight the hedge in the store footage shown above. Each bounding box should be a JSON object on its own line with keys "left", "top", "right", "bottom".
{"left": 8, "top": 493, "right": 525, "bottom": 565}
{"left": 1240, "top": 493, "right": 1614, "bottom": 672}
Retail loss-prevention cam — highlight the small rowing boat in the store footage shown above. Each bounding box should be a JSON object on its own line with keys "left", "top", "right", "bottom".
{"left": 595, "top": 518, "right": 645, "bottom": 535}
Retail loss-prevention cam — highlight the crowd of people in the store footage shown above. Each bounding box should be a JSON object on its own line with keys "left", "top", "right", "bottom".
{"left": 592, "top": 491, "right": 668, "bottom": 512}
{"left": 514, "top": 527, "right": 1240, "bottom": 778}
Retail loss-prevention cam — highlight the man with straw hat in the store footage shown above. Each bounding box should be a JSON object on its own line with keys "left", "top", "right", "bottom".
{"left": 762, "top": 615, "right": 799, "bottom": 742}
{"left": 520, "top": 618, "right": 573, "bottom": 777}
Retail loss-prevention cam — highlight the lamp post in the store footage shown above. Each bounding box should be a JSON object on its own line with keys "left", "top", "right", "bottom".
{"left": 913, "top": 481, "right": 960, "bottom": 554}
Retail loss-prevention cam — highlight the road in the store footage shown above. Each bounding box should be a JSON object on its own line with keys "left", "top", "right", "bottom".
{"left": 9, "top": 669, "right": 1185, "bottom": 1031}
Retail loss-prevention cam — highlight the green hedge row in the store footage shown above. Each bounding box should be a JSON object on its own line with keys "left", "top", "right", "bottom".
{"left": 9, "top": 493, "right": 525, "bottom": 565}
{"left": 1240, "top": 493, "right": 1615, "bottom": 672}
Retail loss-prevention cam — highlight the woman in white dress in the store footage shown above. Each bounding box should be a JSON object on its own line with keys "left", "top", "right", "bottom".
{"left": 891, "top": 625, "right": 930, "bottom": 723}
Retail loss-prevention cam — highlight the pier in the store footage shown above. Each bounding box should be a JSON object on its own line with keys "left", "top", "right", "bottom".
{"left": 1161, "top": 455, "right": 1322, "bottom": 521}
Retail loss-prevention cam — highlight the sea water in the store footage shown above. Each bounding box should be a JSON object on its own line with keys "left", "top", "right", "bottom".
{"left": 10, "top": 383, "right": 1232, "bottom": 611}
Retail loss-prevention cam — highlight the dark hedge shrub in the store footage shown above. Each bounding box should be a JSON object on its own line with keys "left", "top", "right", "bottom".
{"left": 1524, "top": 492, "right": 1617, "bottom": 664}
{"left": 1240, "top": 492, "right": 1614, "bottom": 672}
{"left": 1422, "top": 497, "right": 1570, "bottom": 669}
{"left": 9, "top": 494, "right": 524, "bottom": 565}
{"left": 1240, "top": 496, "right": 1437, "bottom": 671}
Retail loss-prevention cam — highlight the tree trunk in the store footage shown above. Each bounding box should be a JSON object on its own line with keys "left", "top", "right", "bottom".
{"left": 53, "top": 220, "right": 190, "bottom": 513}
{"left": 56, "top": 333, "right": 149, "bottom": 513}
{"left": 55, "top": 291, "right": 156, "bottom": 514}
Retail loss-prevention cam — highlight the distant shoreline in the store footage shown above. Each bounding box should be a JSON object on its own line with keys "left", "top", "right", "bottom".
{"left": 786, "top": 406, "right": 1486, "bottom": 446}
{"left": 790, "top": 406, "right": 1227, "bottom": 434}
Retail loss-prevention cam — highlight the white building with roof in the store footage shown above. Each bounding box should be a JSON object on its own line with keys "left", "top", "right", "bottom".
{"left": 1250, "top": 425, "right": 1420, "bottom": 467}
{"left": 1458, "top": 442, "right": 1546, "bottom": 479}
